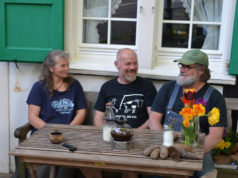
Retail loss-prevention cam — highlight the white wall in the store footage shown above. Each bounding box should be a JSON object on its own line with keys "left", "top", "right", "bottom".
{"left": 8, "top": 63, "right": 41, "bottom": 172}
{"left": 0, "top": 62, "right": 9, "bottom": 173}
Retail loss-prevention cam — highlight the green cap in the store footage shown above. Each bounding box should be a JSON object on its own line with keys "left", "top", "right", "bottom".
{"left": 174, "top": 49, "right": 208, "bottom": 66}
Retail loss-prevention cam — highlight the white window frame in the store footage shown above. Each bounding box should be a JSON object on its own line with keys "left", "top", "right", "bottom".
{"left": 65, "top": 0, "right": 236, "bottom": 85}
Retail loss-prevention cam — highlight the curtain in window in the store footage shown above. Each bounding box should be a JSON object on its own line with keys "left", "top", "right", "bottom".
{"left": 83, "top": 0, "right": 122, "bottom": 43}
{"left": 180, "top": 0, "right": 222, "bottom": 50}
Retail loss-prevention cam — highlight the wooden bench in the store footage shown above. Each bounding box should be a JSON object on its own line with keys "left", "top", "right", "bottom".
{"left": 14, "top": 91, "right": 99, "bottom": 144}
{"left": 13, "top": 93, "right": 238, "bottom": 178}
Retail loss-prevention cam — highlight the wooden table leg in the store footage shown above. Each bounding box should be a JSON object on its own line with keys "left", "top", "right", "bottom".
{"left": 28, "top": 164, "right": 38, "bottom": 178}
{"left": 16, "top": 157, "right": 28, "bottom": 178}
{"left": 49, "top": 166, "right": 56, "bottom": 178}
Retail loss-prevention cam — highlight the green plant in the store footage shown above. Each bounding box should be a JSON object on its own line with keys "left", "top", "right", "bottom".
{"left": 213, "top": 139, "right": 232, "bottom": 155}
{"left": 213, "top": 130, "right": 238, "bottom": 156}
{"left": 225, "top": 130, "right": 238, "bottom": 146}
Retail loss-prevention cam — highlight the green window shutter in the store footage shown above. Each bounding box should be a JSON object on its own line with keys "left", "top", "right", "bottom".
{"left": 229, "top": 1, "right": 238, "bottom": 75}
{"left": 0, "top": 0, "right": 64, "bottom": 63}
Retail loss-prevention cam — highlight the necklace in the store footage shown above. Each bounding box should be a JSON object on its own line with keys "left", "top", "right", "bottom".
{"left": 54, "top": 82, "right": 64, "bottom": 90}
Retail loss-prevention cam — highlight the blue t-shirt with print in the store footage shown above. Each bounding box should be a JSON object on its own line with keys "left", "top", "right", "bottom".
{"left": 27, "top": 79, "right": 87, "bottom": 133}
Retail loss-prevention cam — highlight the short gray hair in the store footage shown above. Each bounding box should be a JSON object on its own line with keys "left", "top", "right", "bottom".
{"left": 116, "top": 48, "right": 136, "bottom": 62}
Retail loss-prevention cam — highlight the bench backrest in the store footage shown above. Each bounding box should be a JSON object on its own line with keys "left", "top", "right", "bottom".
{"left": 225, "top": 98, "right": 238, "bottom": 131}
{"left": 83, "top": 91, "right": 99, "bottom": 125}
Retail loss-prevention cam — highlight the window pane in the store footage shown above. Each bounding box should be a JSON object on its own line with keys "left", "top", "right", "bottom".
{"left": 83, "top": 0, "right": 108, "bottom": 17}
{"left": 111, "top": 21, "right": 136, "bottom": 45}
{"left": 192, "top": 25, "right": 220, "bottom": 50}
{"left": 162, "top": 23, "right": 189, "bottom": 48}
{"left": 191, "top": 25, "right": 206, "bottom": 48}
{"left": 193, "top": 0, "right": 223, "bottom": 22}
{"left": 163, "top": 0, "right": 190, "bottom": 20}
{"left": 83, "top": 20, "right": 107, "bottom": 44}
{"left": 111, "top": 0, "right": 137, "bottom": 18}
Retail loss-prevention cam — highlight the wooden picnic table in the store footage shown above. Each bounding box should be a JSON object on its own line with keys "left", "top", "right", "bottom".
{"left": 9, "top": 124, "right": 205, "bottom": 178}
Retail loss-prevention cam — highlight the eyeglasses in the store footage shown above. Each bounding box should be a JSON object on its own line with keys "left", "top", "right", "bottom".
{"left": 178, "top": 63, "right": 196, "bottom": 71}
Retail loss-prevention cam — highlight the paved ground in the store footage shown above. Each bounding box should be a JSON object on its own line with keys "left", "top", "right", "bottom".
{"left": 0, "top": 173, "right": 12, "bottom": 178}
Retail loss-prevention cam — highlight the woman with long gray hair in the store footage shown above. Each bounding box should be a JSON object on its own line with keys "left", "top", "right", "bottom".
{"left": 27, "top": 50, "right": 87, "bottom": 178}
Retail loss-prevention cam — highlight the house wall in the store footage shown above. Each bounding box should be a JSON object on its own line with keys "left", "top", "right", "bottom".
{"left": 0, "top": 62, "right": 9, "bottom": 173}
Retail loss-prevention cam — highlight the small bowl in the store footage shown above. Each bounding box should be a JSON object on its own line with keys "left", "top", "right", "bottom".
{"left": 49, "top": 130, "right": 64, "bottom": 144}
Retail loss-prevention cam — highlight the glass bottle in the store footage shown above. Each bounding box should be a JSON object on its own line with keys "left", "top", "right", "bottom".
{"left": 163, "top": 124, "right": 174, "bottom": 147}
{"left": 103, "top": 102, "right": 116, "bottom": 142}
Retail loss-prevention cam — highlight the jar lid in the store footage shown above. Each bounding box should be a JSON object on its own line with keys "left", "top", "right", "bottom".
{"left": 163, "top": 124, "right": 173, "bottom": 130}
{"left": 116, "top": 116, "right": 127, "bottom": 125}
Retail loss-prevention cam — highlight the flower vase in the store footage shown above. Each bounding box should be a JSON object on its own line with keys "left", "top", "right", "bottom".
{"left": 181, "top": 118, "right": 199, "bottom": 147}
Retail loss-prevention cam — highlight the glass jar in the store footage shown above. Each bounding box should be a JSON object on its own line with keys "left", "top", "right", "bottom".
{"left": 163, "top": 124, "right": 174, "bottom": 147}
{"left": 103, "top": 103, "right": 116, "bottom": 142}
{"left": 111, "top": 116, "right": 133, "bottom": 142}
{"left": 180, "top": 117, "right": 199, "bottom": 147}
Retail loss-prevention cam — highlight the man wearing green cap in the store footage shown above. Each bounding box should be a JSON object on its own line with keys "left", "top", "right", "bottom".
{"left": 149, "top": 49, "right": 227, "bottom": 177}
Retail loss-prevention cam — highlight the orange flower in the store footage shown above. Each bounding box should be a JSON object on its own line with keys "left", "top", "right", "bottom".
{"left": 183, "top": 119, "right": 190, "bottom": 127}
{"left": 192, "top": 104, "right": 205, "bottom": 117}
{"left": 180, "top": 107, "right": 194, "bottom": 120}
{"left": 182, "top": 96, "right": 194, "bottom": 106}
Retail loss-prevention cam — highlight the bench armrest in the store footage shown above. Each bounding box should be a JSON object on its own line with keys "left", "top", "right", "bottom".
{"left": 14, "top": 123, "right": 32, "bottom": 143}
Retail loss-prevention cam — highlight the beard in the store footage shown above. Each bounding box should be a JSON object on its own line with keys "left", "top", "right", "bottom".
{"left": 119, "top": 70, "right": 137, "bottom": 83}
{"left": 176, "top": 71, "right": 199, "bottom": 87}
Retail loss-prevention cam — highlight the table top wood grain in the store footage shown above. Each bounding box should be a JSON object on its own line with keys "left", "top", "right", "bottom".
{"left": 10, "top": 124, "right": 205, "bottom": 177}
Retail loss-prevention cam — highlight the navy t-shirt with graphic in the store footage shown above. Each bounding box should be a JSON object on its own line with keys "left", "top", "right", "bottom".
{"left": 27, "top": 79, "right": 87, "bottom": 133}
{"left": 95, "top": 77, "right": 157, "bottom": 128}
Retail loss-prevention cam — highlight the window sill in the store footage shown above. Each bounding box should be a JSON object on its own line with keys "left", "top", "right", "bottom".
{"left": 69, "top": 60, "right": 236, "bottom": 85}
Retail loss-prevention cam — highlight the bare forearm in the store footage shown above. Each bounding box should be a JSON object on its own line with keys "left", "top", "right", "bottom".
{"left": 138, "top": 120, "right": 149, "bottom": 129}
{"left": 203, "top": 127, "right": 224, "bottom": 153}
{"left": 149, "top": 111, "right": 163, "bottom": 130}
{"left": 94, "top": 118, "right": 104, "bottom": 127}
{"left": 29, "top": 116, "right": 46, "bottom": 130}
{"left": 70, "top": 109, "right": 86, "bottom": 125}
{"left": 149, "top": 119, "right": 163, "bottom": 130}
{"left": 28, "top": 105, "right": 46, "bottom": 129}
{"left": 204, "top": 135, "right": 222, "bottom": 153}
{"left": 138, "top": 107, "right": 151, "bottom": 129}
{"left": 94, "top": 111, "right": 104, "bottom": 128}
